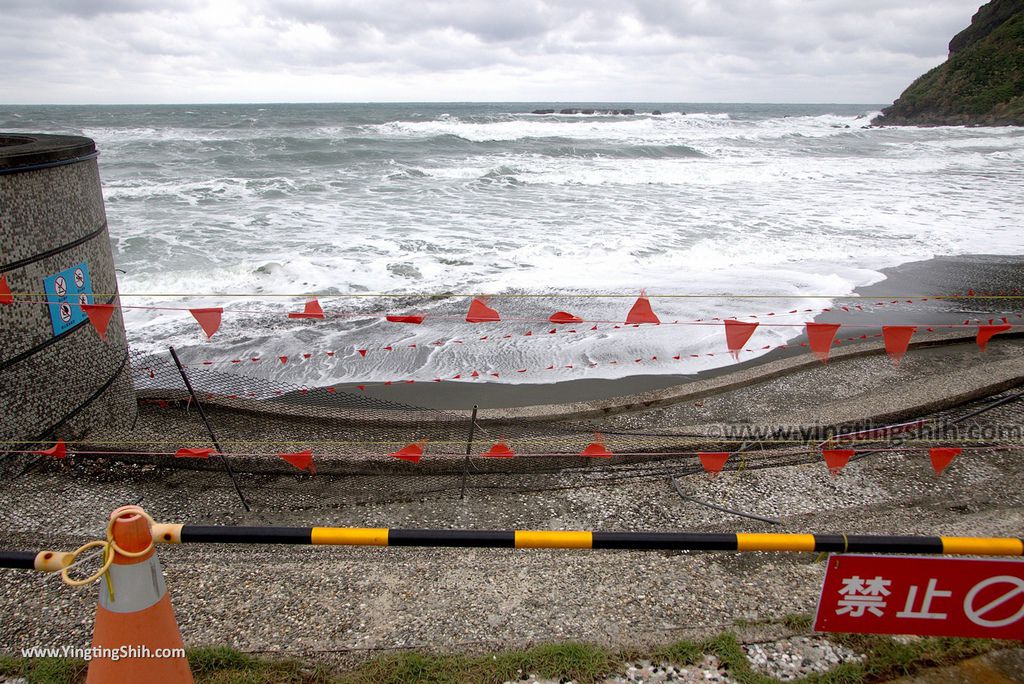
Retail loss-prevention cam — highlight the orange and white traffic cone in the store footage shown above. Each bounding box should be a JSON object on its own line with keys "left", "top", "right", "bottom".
{"left": 86, "top": 505, "right": 193, "bottom": 683}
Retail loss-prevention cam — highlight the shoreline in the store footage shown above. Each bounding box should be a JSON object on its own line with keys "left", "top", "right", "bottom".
{"left": 355, "top": 253, "right": 1024, "bottom": 409}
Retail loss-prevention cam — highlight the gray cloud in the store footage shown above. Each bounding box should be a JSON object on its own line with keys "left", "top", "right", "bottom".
{"left": 0, "top": 0, "right": 985, "bottom": 104}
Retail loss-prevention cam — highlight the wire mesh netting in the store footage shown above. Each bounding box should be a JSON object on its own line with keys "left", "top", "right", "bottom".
{"left": 3, "top": 343, "right": 1022, "bottom": 520}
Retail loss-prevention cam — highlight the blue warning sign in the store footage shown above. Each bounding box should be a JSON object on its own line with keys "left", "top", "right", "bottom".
{"left": 42, "top": 262, "right": 94, "bottom": 336}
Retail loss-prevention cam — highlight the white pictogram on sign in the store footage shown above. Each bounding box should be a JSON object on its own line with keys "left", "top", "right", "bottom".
{"left": 73, "top": 268, "right": 85, "bottom": 288}
{"left": 79, "top": 293, "right": 89, "bottom": 306}
{"left": 836, "top": 576, "right": 892, "bottom": 617}
{"left": 897, "top": 578, "right": 952, "bottom": 620}
{"left": 59, "top": 302, "right": 72, "bottom": 322}
{"left": 54, "top": 276, "right": 67, "bottom": 297}
{"left": 963, "top": 576, "right": 1024, "bottom": 628}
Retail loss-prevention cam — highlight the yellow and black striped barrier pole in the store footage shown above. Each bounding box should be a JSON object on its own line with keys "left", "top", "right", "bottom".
{"left": 141, "top": 525, "right": 1024, "bottom": 557}
{"left": 4, "top": 529, "right": 1023, "bottom": 574}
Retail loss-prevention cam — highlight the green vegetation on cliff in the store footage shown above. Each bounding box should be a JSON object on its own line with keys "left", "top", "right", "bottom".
{"left": 874, "top": 0, "right": 1024, "bottom": 126}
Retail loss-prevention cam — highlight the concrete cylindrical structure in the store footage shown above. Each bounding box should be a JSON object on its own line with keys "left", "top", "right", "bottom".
{"left": 0, "top": 133, "right": 135, "bottom": 446}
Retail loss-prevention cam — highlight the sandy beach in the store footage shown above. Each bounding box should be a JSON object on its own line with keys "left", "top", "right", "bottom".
{"left": 351, "top": 253, "right": 1024, "bottom": 409}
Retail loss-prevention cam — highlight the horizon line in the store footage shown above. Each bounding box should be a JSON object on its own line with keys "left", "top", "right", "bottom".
{"left": 3, "top": 100, "right": 889, "bottom": 107}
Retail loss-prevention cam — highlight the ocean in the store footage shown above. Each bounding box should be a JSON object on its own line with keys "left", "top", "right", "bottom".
{"left": 3, "top": 103, "right": 1023, "bottom": 389}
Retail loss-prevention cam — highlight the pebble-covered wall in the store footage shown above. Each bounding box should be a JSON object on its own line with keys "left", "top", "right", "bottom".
{"left": 0, "top": 133, "right": 136, "bottom": 448}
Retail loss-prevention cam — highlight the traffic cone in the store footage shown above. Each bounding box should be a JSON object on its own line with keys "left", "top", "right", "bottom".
{"left": 86, "top": 505, "right": 192, "bottom": 683}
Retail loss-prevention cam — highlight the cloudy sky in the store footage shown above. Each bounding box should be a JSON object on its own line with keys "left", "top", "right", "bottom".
{"left": 1, "top": 0, "right": 984, "bottom": 104}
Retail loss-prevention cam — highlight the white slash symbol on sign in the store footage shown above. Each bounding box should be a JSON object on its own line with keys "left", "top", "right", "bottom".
{"left": 964, "top": 576, "right": 1024, "bottom": 628}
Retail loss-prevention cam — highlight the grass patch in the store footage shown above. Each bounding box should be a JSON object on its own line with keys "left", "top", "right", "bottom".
{"left": 0, "top": 654, "right": 87, "bottom": 684}
{"left": 781, "top": 614, "right": 814, "bottom": 632}
{"left": 0, "top": 631, "right": 1005, "bottom": 683}
{"left": 188, "top": 645, "right": 333, "bottom": 683}
{"left": 815, "top": 634, "right": 999, "bottom": 682}
{"left": 650, "top": 638, "right": 703, "bottom": 666}
{"left": 703, "top": 632, "right": 776, "bottom": 684}
{"left": 731, "top": 611, "right": 813, "bottom": 632}
{"left": 345, "top": 651, "right": 476, "bottom": 684}
{"left": 343, "top": 642, "right": 619, "bottom": 684}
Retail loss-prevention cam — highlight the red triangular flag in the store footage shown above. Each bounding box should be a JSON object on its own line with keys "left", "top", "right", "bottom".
{"left": 0, "top": 275, "right": 12, "bottom": 305}
{"left": 822, "top": 449, "right": 855, "bottom": 475}
{"left": 549, "top": 311, "right": 583, "bottom": 324}
{"left": 288, "top": 298, "right": 325, "bottom": 319}
{"left": 806, "top": 323, "right": 841, "bottom": 363}
{"left": 581, "top": 433, "right": 613, "bottom": 458}
{"left": 81, "top": 303, "right": 116, "bottom": 341}
{"left": 390, "top": 442, "right": 425, "bottom": 463}
{"left": 724, "top": 320, "right": 758, "bottom": 360}
{"left": 882, "top": 326, "right": 916, "bottom": 366}
{"left": 929, "top": 447, "right": 961, "bottom": 475}
{"left": 466, "top": 298, "right": 500, "bottom": 323}
{"left": 698, "top": 452, "right": 730, "bottom": 475}
{"left": 976, "top": 324, "right": 1011, "bottom": 352}
{"left": 190, "top": 307, "right": 223, "bottom": 339}
{"left": 357, "top": 349, "right": 367, "bottom": 357}
{"left": 279, "top": 449, "right": 316, "bottom": 474}
{"left": 386, "top": 314, "right": 425, "bottom": 324}
{"left": 279, "top": 356, "right": 288, "bottom": 364}
{"left": 175, "top": 447, "right": 213, "bottom": 459}
{"left": 34, "top": 439, "right": 67, "bottom": 459}
{"left": 625, "top": 292, "right": 659, "bottom": 324}
{"left": 483, "top": 442, "right": 515, "bottom": 458}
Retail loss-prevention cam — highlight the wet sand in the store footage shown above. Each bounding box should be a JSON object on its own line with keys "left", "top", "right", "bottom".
{"left": 344, "top": 254, "right": 1024, "bottom": 409}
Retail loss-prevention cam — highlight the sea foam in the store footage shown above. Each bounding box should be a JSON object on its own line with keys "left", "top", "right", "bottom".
{"left": 5, "top": 103, "right": 1020, "bottom": 385}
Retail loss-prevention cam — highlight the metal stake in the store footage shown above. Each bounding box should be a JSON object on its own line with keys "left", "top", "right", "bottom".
{"left": 169, "top": 347, "right": 250, "bottom": 511}
{"left": 459, "top": 405, "right": 478, "bottom": 500}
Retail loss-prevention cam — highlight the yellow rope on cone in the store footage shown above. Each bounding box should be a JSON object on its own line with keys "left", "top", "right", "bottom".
{"left": 59, "top": 506, "right": 156, "bottom": 591}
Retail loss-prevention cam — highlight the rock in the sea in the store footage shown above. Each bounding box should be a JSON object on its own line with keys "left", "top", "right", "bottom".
{"left": 873, "top": 0, "right": 1023, "bottom": 126}
{"left": 535, "top": 107, "right": 637, "bottom": 116}
{"left": 651, "top": 110, "right": 662, "bottom": 115}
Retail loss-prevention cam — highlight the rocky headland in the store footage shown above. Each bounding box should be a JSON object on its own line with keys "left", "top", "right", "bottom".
{"left": 873, "top": 0, "right": 1023, "bottom": 126}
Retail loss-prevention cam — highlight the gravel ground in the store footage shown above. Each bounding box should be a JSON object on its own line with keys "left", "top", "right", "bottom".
{"left": 744, "top": 637, "right": 863, "bottom": 680}
{"left": 510, "top": 636, "right": 864, "bottom": 683}
{"left": 505, "top": 655, "right": 736, "bottom": 683}
{"left": 581, "top": 338, "right": 1024, "bottom": 433}
{"left": 2, "top": 337, "right": 1023, "bottom": 680}
{"left": 1, "top": 446, "right": 1021, "bottom": 674}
